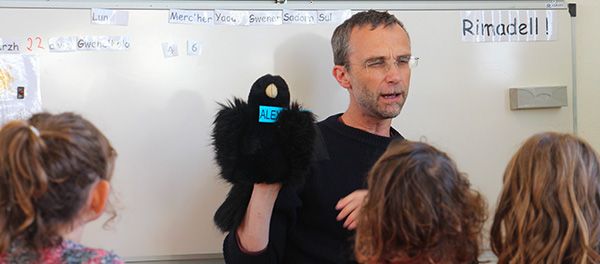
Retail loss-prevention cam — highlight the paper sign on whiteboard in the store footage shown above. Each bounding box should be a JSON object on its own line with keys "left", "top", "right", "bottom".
{"left": 76, "top": 36, "right": 131, "bottom": 51}
{"left": 169, "top": 9, "right": 214, "bottom": 25}
{"left": 91, "top": 8, "right": 129, "bottom": 26}
{"left": 48, "top": 36, "right": 78, "bottom": 52}
{"left": 0, "top": 38, "right": 22, "bottom": 54}
{"left": 461, "top": 10, "right": 557, "bottom": 42}
{"left": 316, "top": 10, "right": 352, "bottom": 24}
{"left": 214, "top": 10, "right": 249, "bottom": 26}
{"left": 248, "top": 10, "right": 283, "bottom": 26}
{"left": 162, "top": 42, "right": 179, "bottom": 58}
{"left": 283, "top": 10, "right": 317, "bottom": 24}
{"left": 187, "top": 40, "right": 202, "bottom": 56}
{"left": 0, "top": 55, "right": 41, "bottom": 125}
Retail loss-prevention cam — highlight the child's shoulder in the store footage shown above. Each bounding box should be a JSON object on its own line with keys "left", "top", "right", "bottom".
{"left": 58, "top": 240, "right": 123, "bottom": 264}
{"left": 1, "top": 239, "right": 123, "bottom": 264}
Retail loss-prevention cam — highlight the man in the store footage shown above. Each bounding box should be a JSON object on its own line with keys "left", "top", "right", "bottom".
{"left": 223, "top": 10, "right": 416, "bottom": 263}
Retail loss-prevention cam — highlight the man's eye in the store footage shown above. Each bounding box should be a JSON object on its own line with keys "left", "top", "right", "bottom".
{"left": 366, "top": 61, "right": 385, "bottom": 68}
{"left": 398, "top": 56, "right": 411, "bottom": 64}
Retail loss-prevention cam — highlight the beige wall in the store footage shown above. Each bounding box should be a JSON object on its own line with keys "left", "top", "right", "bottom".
{"left": 576, "top": 0, "right": 600, "bottom": 150}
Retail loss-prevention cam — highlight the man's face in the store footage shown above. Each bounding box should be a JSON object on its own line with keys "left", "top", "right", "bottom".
{"left": 343, "top": 24, "right": 412, "bottom": 119}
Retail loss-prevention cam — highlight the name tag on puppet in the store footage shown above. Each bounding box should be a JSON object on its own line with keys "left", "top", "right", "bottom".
{"left": 258, "top": 105, "right": 284, "bottom": 123}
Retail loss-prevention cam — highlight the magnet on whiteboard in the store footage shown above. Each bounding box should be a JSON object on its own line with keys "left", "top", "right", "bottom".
{"left": 17, "top": 86, "right": 25, "bottom": 99}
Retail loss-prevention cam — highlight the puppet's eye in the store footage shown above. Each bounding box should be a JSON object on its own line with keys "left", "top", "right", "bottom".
{"left": 266, "top": 83, "right": 278, "bottom": 98}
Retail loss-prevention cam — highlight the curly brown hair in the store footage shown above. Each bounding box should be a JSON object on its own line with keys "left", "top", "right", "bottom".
{"left": 355, "top": 140, "right": 487, "bottom": 264}
{"left": 0, "top": 112, "right": 116, "bottom": 253}
{"left": 491, "top": 132, "right": 600, "bottom": 264}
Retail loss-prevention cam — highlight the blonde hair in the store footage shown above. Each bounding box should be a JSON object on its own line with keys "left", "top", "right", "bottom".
{"left": 491, "top": 132, "right": 600, "bottom": 264}
{"left": 355, "top": 140, "right": 486, "bottom": 264}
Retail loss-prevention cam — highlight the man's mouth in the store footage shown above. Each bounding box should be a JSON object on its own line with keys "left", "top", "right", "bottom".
{"left": 381, "top": 92, "right": 403, "bottom": 99}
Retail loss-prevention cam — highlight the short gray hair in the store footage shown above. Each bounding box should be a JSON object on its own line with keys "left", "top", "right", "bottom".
{"left": 331, "top": 10, "right": 408, "bottom": 66}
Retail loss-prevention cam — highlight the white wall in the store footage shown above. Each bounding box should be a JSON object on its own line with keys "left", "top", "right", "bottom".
{"left": 575, "top": 0, "right": 600, "bottom": 150}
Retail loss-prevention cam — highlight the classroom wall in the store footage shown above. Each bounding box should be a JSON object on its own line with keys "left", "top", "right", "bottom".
{"left": 575, "top": 0, "right": 600, "bottom": 151}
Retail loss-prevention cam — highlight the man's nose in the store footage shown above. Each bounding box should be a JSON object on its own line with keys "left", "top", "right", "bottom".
{"left": 384, "top": 63, "right": 405, "bottom": 83}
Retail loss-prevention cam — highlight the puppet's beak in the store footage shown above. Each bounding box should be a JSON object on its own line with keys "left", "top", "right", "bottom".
{"left": 265, "top": 83, "right": 278, "bottom": 99}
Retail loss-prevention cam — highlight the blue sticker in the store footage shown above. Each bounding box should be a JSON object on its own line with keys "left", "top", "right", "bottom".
{"left": 258, "top": 105, "right": 284, "bottom": 123}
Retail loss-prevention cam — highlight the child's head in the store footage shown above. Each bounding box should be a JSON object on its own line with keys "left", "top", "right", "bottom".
{"left": 0, "top": 112, "right": 116, "bottom": 252}
{"left": 355, "top": 140, "right": 486, "bottom": 264}
{"left": 491, "top": 132, "right": 600, "bottom": 264}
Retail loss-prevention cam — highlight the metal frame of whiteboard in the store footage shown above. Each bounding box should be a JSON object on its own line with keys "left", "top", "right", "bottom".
{"left": 124, "top": 253, "right": 223, "bottom": 263}
{"left": 123, "top": 251, "right": 498, "bottom": 262}
{"left": 0, "top": 0, "right": 567, "bottom": 10}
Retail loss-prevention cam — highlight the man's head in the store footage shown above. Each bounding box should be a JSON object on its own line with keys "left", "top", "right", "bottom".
{"left": 331, "top": 10, "right": 414, "bottom": 120}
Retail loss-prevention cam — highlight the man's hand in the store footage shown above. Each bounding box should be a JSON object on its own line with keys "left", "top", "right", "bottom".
{"left": 335, "top": 189, "right": 368, "bottom": 230}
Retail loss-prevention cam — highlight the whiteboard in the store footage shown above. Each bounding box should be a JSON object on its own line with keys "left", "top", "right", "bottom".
{"left": 0, "top": 1, "right": 573, "bottom": 260}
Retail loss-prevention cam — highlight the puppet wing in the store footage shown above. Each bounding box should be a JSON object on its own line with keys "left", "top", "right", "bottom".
{"left": 212, "top": 98, "right": 252, "bottom": 183}
{"left": 276, "top": 102, "right": 316, "bottom": 186}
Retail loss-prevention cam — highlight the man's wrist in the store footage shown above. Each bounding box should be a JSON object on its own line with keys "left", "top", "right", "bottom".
{"left": 253, "top": 183, "right": 282, "bottom": 197}
{"left": 236, "top": 228, "right": 268, "bottom": 255}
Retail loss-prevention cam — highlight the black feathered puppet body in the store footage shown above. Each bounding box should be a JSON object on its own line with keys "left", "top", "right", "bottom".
{"left": 212, "top": 74, "right": 315, "bottom": 232}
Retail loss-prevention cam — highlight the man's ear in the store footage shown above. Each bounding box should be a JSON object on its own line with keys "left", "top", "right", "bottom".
{"left": 88, "top": 180, "right": 110, "bottom": 221}
{"left": 332, "top": 65, "right": 352, "bottom": 90}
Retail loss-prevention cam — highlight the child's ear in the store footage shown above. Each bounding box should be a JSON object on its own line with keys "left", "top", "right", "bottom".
{"left": 88, "top": 180, "right": 110, "bottom": 221}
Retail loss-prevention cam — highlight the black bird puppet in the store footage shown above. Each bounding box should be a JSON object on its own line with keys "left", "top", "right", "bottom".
{"left": 212, "top": 74, "right": 316, "bottom": 232}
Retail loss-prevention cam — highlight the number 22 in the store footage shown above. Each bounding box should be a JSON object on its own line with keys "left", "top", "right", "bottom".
{"left": 26, "top": 36, "right": 44, "bottom": 51}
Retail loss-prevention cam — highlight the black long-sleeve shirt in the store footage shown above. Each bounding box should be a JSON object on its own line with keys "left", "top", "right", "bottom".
{"left": 223, "top": 113, "right": 403, "bottom": 263}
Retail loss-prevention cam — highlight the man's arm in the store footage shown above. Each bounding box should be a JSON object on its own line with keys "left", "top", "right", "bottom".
{"left": 236, "top": 183, "right": 282, "bottom": 252}
{"left": 224, "top": 182, "right": 298, "bottom": 264}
